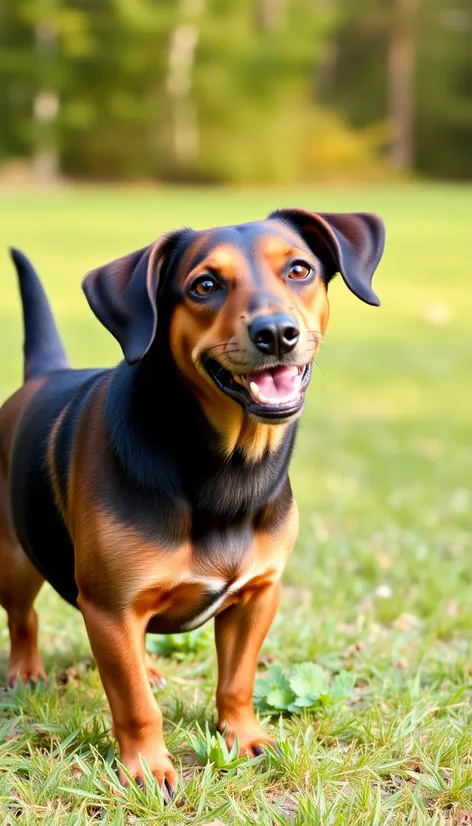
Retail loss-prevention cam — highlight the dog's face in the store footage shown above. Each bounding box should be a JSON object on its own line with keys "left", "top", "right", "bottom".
{"left": 166, "top": 220, "right": 330, "bottom": 425}
{"left": 83, "top": 209, "right": 385, "bottom": 441}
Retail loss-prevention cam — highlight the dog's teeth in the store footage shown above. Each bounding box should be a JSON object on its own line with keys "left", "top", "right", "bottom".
{"left": 249, "top": 381, "right": 300, "bottom": 406}
{"left": 249, "top": 381, "right": 265, "bottom": 402}
{"left": 249, "top": 382, "right": 273, "bottom": 404}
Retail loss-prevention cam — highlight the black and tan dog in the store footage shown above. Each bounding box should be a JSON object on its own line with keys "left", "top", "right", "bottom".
{"left": 0, "top": 208, "right": 384, "bottom": 793}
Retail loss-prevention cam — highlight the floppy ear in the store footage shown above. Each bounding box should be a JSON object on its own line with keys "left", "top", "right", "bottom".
{"left": 82, "top": 231, "right": 182, "bottom": 364}
{"left": 269, "top": 209, "right": 385, "bottom": 306}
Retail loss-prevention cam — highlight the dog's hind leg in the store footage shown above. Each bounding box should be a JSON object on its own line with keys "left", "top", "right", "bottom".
{"left": 0, "top": 469, "right": 45, "bottom": 687}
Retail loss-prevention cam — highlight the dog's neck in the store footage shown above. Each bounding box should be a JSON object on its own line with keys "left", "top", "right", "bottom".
{"left": 105, "top": 357, "right": 297, "bottom": 515}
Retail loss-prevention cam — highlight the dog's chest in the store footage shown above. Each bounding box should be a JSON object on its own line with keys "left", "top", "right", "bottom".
{"left": 98, "top": 455, "right": 293, "bottom": 633}
{"left": 126, "top": 508, "right": 286, "bottom": 636}
{"left": 145, "top": 522, "right": 256, "bottom": 634}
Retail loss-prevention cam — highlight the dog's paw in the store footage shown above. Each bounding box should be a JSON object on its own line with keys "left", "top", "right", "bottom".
{"left": 118, "top": 743, "right": 177, "bottom": 798}
{"left": 144, "top": 654, "right": 167, "bottom": 689}
{"left": 220, "top": 718, "right": 275, "bottom": 759}
{"left": 7, "top": 660, "right": 47, "bottom": 689}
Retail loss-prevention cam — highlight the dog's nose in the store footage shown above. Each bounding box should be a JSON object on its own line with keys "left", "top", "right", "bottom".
{"left": 249, "top": 313, "right": 300, "bottom": 357}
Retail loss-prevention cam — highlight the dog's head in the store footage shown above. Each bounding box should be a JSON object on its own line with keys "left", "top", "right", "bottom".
{"left": 83, "top": 209, "right": 385, "bottom": 450}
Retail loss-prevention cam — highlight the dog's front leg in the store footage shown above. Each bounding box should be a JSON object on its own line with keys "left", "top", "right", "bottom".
{"left": 215, "top": 579, "right": 281, "bottom": 757}
{"left": 78, "top": 597, "right": 176, "bottom": 794}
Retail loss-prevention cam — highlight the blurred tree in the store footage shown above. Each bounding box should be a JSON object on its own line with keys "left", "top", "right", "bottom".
{"left": 0, "top": 0, "right": 339, "bottom": 182}
{"left": 1, "top": 0, "right": 470, "bottom": 181}
{"left": 388, "top": 0, "right": 420, "bottom": 170}
{"left": 325, "top": 0, "right": 472, "bottom": 179}
{"left": 166, "top": 0, "right": 206, "bottom": 166}
{"left": 415, "top": 0, "right": 472, "bottom": 178}
{"left": 61, "top": 0, "right": 174, "bottom": 179}
{"left": 187, "top": 0, "right": 336, "bottom": 182}
{"left": 0, "top": 0, "right": 92, "bottom": 179}
{"left": 0, "top": 2, "right": 31, "bottom": 162}
{"left": 31, "top": 0, "right": 60, "bottom": 183}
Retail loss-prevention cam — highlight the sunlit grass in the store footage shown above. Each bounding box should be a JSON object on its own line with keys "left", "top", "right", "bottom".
{"left": 0, "top": 184, "right": 471, "bottom": 824}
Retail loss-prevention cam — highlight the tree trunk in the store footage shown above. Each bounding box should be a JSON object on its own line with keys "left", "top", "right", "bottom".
{"left": 166, "top": 0, "right": 206, "bottom": 166}
{"left": 33, "top": 2, "right": 60, "bottom": 184}
{"left": 256, "top": 0, "right": 286, "bottom": 33}
{"left": 388, "top": 0, "right": 420, "bottom": 171}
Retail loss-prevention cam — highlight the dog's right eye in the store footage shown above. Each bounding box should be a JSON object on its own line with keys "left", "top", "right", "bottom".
{"left": 190, "top": 276, "right": 221, "bottom": 298}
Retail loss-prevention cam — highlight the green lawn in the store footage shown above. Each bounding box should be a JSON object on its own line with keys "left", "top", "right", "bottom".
{"left": 0, "top": 184, "right": 471, "bottom": 825}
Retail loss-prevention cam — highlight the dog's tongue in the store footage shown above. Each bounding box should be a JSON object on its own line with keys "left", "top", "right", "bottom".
{"left": 248, "top": 365, "right": 301, "bottom": 404}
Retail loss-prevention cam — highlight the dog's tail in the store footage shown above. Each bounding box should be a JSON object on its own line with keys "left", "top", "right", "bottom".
{"left": 10, "top": 248, "right": 69, "bottom": 382}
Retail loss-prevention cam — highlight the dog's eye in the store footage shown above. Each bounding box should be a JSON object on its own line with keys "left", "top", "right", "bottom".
{"left": 190, "top": 276, "right": 220, "bottom": 297}
{"left": 288, "top": 261, "right": 312, "bottom": 280}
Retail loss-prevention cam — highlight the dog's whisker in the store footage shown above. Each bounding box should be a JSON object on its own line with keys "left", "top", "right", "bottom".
{"left": 192, "top": 348, "right": 242, "bottom": 369}
{"left": 205, "top": 341, "right": 235, "bottom": 354}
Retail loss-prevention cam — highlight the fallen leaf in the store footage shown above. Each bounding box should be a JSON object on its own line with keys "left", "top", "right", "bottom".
{"left": 445, "top": 601, "right": 459, "bottom": 618}
{"left": 391, "top": 613, "right": 422, "bottom": 633}
{"left": 58, "top": 658, "right": 94, "bottom": 685}
{"left": 258, "top": 653, "right": 275, "bottom": 666}
{"left": 342, "top": 642, "right": 364, "bottom": 658}
{"left": 5, "top": 727, "right": 22, "bottom": 741}
{"left": 405, "top": 759, "right": 424, "bottom": 773}
{"left": 71, "top": 764, "right": 82, "bottom": 781}
{"left": 452, "top": 812, "right": 472, "bottom": 825}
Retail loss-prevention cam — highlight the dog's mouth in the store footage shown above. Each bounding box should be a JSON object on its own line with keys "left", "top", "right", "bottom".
{"left": 203, "top": 358, "right": 312, "bottom": 421}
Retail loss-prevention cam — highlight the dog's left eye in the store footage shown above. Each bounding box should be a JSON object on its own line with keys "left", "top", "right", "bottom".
{"left": 190, "top": 276, "right": 221, "bottom": 297}
{"left": 288, "top": 261, "right": 312, "bottom": 280}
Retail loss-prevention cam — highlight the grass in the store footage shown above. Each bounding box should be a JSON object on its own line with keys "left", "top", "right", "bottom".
{"left": 0, "top": 183, "right": 471, "bottom": 825}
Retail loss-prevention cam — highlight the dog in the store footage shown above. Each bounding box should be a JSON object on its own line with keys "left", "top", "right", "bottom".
{"left": 0, "top": 208, "right": 385, "bottom": 794}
